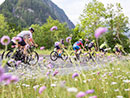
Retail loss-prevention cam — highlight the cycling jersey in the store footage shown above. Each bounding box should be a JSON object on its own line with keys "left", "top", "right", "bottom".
{"left": 73, "top": 41, "right": 83, "bottom": 51}
{"left": 88, "top": 42, "right": 94, "bottom": 48}
{"left": 17, "top": 31, "right": 32, "bottom": 39}
{"left": 100, "top": 42, "right": 108, "bottom": 49}
{"left": 73, "top": 41, "right": 83, "bottom": 46}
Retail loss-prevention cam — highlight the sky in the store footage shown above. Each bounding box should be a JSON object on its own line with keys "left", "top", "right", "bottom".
{"left": 0, "top": 0, "right": 130, "bottom": 25}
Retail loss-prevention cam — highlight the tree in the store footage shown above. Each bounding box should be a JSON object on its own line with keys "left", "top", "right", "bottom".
{"left": 79, "top": 0, "right": 106, "bottom": 40}
{"left": 0, "top": 14, "right": 9, "bottom": 37}
{"left": 105, "top": 3, "right": 130, "bottom": 51}
{"left": 32, "top": 17, "right": 71, "bottom": 49}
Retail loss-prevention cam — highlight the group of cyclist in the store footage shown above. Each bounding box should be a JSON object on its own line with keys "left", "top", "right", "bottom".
{"left": 54, "top": 38, "right": 125, "bottom": 57}
{"left": 11, "top": 27, "right": 125, "bottom": 58}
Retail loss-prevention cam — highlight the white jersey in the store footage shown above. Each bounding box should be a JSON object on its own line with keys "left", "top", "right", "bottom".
{"left": 17, "top": 31, "right": 32, "bottom": 39}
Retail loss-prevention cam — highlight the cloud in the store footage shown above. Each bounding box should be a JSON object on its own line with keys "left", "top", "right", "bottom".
{"left": 52, "top": 0, "right": 90, "bottom": 25}
{"left": 52, "top": 0, "right": 130, "bottom": 25}
{"left": 0, "top": 0, "right": 4, "bottom": 5}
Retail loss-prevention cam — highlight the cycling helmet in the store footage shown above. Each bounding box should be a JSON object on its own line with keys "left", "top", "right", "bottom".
{"left": 60, "top": 39, "right": 64, "bottom": 44}
{"left": 29, "top": 27, "right": 34, "bottom": 32}
{"left": 79, "top": 39, "right": 83, "bottom": 41}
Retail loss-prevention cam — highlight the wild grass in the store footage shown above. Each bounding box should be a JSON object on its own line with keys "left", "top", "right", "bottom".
{"left": 0, "top": 59, "right": 130, "bottom": 98}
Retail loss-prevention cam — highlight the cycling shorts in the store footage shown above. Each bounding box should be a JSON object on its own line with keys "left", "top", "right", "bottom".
{"left": 73, "top": 45, "right": 80, "bottom": 51}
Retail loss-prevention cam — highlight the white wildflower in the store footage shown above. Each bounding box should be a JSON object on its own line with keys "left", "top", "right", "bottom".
{"left": 123, "top": 80, "right": 130, "bottom": 83}
{"left": 114, "top": 89, "right": 119, "bottom": 92}
{"left": 74, "top": 78, "right": 78, "bottom": 81}
{"left": 67, "top": 87, "right": 78, "bottom": 92}
{"left": 87, "top": 79, "right": 92, "bottom": 82}
{"left": 83, "top": 80, "right": 86, "bottom": 83}
{"left": 111, "top": 82, "right": 117, "bottom": 85}
{"left": 51, "top": 84, "right": 56, "bottom": 87}
{"left": 104, "top": 91, "right": 107, "bottom": 94}
{"left": 124, "top": 88, "right": 130, "bottom": 91}
{"left": 33, "top": 85, "right": 39, "bottom": 90}
{"left": 117, "top": 68, "right": 120, "bottom": 70}
{"left": 116, "top": 96, "right": 123, "bottom": 98}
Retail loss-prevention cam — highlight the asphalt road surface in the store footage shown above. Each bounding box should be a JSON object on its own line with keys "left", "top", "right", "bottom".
{"left": 1, "top": 54, "right": 130, "bottom": 78}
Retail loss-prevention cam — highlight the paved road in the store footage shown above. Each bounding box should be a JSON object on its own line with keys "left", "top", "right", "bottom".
{"left": 1, "top": 53, "right": 130, "bottom": 80}
{"left": 1, "top": 54, "right": 129, "bottom": 76}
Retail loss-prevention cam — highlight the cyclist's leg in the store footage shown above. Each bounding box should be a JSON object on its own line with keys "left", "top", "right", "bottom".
{"left": 56, "top": 46, "right": 61, "bottom": 56}
{"left": 75, "top": 46, "right": 80, "bottom": 60}
{"left": 18, "top": 37, "right": 26, "bottom": 54}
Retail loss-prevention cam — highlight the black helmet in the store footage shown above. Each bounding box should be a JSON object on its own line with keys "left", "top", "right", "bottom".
{"left": 29, "top": 27, "right": 34, "bottom": 32}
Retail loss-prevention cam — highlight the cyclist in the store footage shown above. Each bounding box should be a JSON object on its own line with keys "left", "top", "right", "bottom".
{"left": 88, "top": 40, "right": 96, "bottom": 51}
{"left": 99, "top": 42, "right": 108, "bottom": 53}
{"left": 60, "top": 39, "right": 65, "bottom": 49}
{"left": 113, "top": 44, "right": 126, "bottom": 56}
{"left": 12, "top": 27, "right": 37, "bottom": 54}
{"left": 73, "top": 39, "right": 86, "bottom": 58}
{"left": 54, "top": 39, "right": 67, "bottom": 57}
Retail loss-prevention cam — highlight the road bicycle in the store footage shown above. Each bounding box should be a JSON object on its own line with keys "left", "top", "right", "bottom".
{"left": 6, "top": 46, "right": 39, "bottom": 67}
{"left": 69, "top": 49, "right": 97, "bottom": 63}
{"left": 50, "top": 48, "right": 68, "bottom": 61}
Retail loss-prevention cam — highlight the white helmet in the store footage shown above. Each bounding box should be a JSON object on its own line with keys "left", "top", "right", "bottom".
{"left": 79, "top": 39, "right": 83, "bottom": 41}
{"left": 55, "top": 41, "right": 60, "bottom": 46}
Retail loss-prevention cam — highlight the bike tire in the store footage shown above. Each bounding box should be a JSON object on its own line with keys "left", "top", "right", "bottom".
{"left": 28, "top": 51, "right": 39, "bottom": 65}
{"left": 69, "top": 52, "right": 77, "bottom": 63}
{"left": 1, "top": 51, "right": 5, "bottom": 59}
{"left": 50, "top": 51, "right": 58, "bottom": 61}
{"left": 6, "top": 50, "right": 17, "bottom": 67}
{"left": 61, "top": 51, "right": 68, "bottom": 61}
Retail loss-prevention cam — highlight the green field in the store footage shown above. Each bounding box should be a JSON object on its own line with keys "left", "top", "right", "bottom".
{"left": 0, "top": 58, "right": 130, "bottom": 98}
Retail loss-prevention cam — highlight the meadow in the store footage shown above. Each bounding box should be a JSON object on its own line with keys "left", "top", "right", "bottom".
{"left": 0, "top": 56, "right": 130, "bottom": 98}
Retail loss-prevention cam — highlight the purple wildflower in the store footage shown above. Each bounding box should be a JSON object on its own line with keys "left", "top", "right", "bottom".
{"left": 46, "top": 71, "right": 51, "bottom": 76}
{"left": 0, "top": 67, "right": 4, "bottom": 77}
{"left": 39, "top": 86, "right": 46, "bottom": 94}
{"left": 13, "top": 36, "right": 22, "bottom": 42}
{"left": 72, "top": 73, "right": 79, "bottom": 78}
{"left": 66, "top": 37, "right": 72, "bottom": 42}
{"left": 0, "top": 36, "right": 10, "bottom": 45}
{"left": 40, "top": 46, "right": 45, "bottom": 50}
{"left": 109, "top": 73, "right": 112, "bottom": 76}
{"left": 55, "top": 42, "right": 60, "bottom": 46}
{"left": 50, "top": 26, "right": 58, "bottom": 31}
{"left": 85, "top": 39, "right": 89, "bottom": 42}
{"left": 16, "top": 61, "right": 21, "bottom": 66}
{"left": 39, "top": 57, "right": 43, "bottom": 61}
{"left": 97, "top": 72, "right": 100, "bottom": 75}
{"left": 53, "top": 70, "right": 58, "bottom": 76}
{"left": 8, "top": 76, "right": 19, "bottom": 84}
{"left": 1, "top": 74, "right": 11, "bottom": 81}
{"left": 76, "top": 92, "right": 86, "bottom": 98}
{"left": 86, "top": 89, "right": 95, "bottom": 94}
{"left": 95, "top": 27, "right": 107, "bottom": 38}
{"left": 47, "top": 64, "right": 54, "bottom": 69}
{"left": 89, "top": 96, "right": 97, "bottom": 98}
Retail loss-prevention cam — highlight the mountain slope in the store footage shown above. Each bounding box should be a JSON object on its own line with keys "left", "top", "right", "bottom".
{"left": 0, "top": 0, "right": 75, "bottom": 28}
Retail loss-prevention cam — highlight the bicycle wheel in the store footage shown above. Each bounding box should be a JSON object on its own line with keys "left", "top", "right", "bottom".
{"left": 61, "top": 51, "right": 68, "bottom": 61}
{"left": 50, "top": 51, "right": 58, "bottom": 61}
{"left": 1, "top": 51, "right": 5, "bottom": 59}
{"left": 80, "top": 52, "right": 90, "bottom": 63}
{"left": 69, "top": 52, "right": 77, "bottom": 63}
{"left": 90, "top": 52, "right": 97, "bottom": 61}
{"left": 28, "top": 51, "right": 39, "bottom": 65}
{"left": 6, "top": 50, "right": 17, "bottom": 67}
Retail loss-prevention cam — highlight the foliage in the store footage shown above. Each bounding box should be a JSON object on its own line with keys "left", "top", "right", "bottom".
{"left": 0, "top": 0, "right": 74, "bottom": 29}
{"left": 0, "top": 59, "right": 130, "bottom": 98}
{"left": 31, "top": 17, "right": 71, "bottom": 49}
{"left": 73, "top": 0, "right": 130, "bottom": 52}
